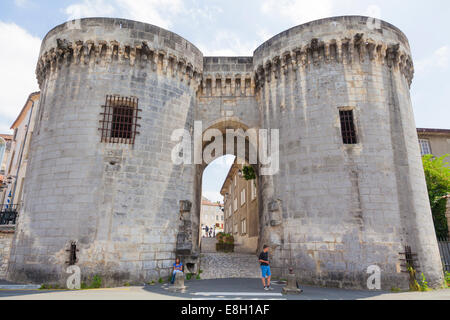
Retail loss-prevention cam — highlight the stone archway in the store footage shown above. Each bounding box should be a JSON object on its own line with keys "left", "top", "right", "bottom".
{"left": 185, "top": 119, "right": 267, "bottom": 279}
{"left": 193, "top": 119, "right": 263, "bottom": 252}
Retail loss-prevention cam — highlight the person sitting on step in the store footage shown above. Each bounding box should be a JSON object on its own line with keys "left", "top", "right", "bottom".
{"left": 171, "top": 257, "right": 184, "bottom": 284}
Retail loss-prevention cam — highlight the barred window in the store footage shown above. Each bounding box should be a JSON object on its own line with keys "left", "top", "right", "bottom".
{"left": 339, "top": 109, "right": 357, "bottom": 144}
{"left": 100, "top": 95, "right": 141, "bottom": 144}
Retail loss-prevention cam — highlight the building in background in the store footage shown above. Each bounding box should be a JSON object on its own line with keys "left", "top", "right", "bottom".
{"left": 200, "top": 197, "right": 224, "bottom": 237}
{"left": 221, "top": 161, "right": 259, "bottom": 254}
{"left": 1, "top": 92, "right": 40, "bottom": 210}
{"left": 0, "top": 134, "right": 13, "bottom": 206}
{"left": 417, "top": 128, "right": 450, "bottom": 158}
{"left": 417, "top": 128, "right": 450, "bottom": 239}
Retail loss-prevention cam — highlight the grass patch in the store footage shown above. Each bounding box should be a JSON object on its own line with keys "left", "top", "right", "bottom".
{"left": 39, "top": 284, "right": 64, "bottom": 290}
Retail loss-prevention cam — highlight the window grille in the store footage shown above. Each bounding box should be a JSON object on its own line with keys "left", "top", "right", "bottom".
{"left": 339, "top": 109, "right": 357, "bottom": 144}
{"left": 99, "top": 95, "right": 141, "bottom": 144}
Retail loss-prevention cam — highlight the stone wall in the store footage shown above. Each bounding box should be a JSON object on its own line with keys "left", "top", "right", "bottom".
{"left": 0, "top": 227, "right": 14, "bottom": 279}
{"left": 254, "top": 16, "right": 442, "bottom": 289}
{"left": 8, "top": 18, "right": 202, "bottom": 286}
{"left": 6, "top": 16, "right": 444, "bottom": 289}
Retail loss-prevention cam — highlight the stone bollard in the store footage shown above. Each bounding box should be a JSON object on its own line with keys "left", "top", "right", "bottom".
{"left": 282, "top": 269, "right": 303, "bottom": 295}
{"left": 168, "top": 272, "right": 186, "bottom": 292}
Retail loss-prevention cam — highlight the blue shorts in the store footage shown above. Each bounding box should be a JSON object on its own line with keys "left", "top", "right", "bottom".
{"left": 260, "top": 265, "right": 271, "bottom": 278}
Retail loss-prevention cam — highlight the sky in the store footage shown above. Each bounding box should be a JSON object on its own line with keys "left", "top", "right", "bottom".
{"left": 0, "top": 0, "right": 449, "bottom": 202}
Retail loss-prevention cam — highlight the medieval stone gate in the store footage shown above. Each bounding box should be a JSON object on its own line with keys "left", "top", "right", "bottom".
{"left": 5, "top": 16, "right": 445, "bottom": 290}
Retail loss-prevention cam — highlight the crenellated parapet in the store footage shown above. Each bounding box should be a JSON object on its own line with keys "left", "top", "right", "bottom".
{"left": 199, "top": 57, "right": 256, "bottom": 97}
{"left": 253, "top": 16, "right": 415, "bottom": 90}
{"left": 254, "top": 34, "right": 414, "bottom": 89}
{"left": 36, "top": 38, "right": 203, "bottom": 88}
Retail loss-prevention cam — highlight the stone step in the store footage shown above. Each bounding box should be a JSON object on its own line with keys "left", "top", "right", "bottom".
{"left": 200, "top": 237, "right": 217, "bottom": 253}
{"left": 200, "top": 253, "right": 261, "bottom": 279}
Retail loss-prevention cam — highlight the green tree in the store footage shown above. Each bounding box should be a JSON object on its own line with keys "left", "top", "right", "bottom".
{"left": 422, "top": 154, "right": 450, "bottom": 239}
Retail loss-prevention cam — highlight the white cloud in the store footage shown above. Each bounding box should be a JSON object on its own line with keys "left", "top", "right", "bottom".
{"left": 0, "top": 22, "right": 41, "bottom": 134}
{"left": 198, "top": 30, "right": 260, "bottom": 56}
{"left": 364, "top": 4, "right": 382, "bottom": 19}
{"left": 202, "top": 191, "right": 224, "bottom": 204}
{"left": 65, "top": 0, "right": 117, "bottom": 20}
{"left": 14, "top": 0, "right": 32, "bottom": 8}
{"left": 261, "top": 0, "right": 333, "bottom": 25}
{"left": 416, "top": 46, "right": 450, "bottom": 73}
{"left": 65, "top": 0, "right": 183, "bottom": 29}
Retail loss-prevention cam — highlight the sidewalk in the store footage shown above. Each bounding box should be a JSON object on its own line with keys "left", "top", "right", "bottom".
{"left": 0, "top": 278, "right": 448, "bottom": 300}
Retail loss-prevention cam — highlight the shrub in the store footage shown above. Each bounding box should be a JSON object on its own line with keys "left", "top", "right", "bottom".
{"left": 243, "top": 166, "right": 256, "bottom": 181}
{"left": 90, "top": 275, "right": 102, "bottom": 289}
{"left": 216, "top": 232, "right": 225, "bottom": 243}
{"left": 419, "top": 273, "right": 429, "bottom": 292}
{"left": 422, "top": 155, "right": 450, "bottom": 239}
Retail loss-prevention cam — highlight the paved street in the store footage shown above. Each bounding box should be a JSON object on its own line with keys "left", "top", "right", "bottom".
{"left": 0, "top": 278, "right": 449, "bottom": 300}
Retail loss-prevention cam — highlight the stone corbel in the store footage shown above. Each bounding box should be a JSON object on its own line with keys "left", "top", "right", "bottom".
{"left": 151, "top": 51, "right": 158, "bottom": 72}
{"left": 324, "top": 43, "right": 331, "bottom": 63}
{"left": 264, "top": 61, "right": 272, "bottom": 83}
{"left": 49, "top": 49, "right": 57, "bottom": 72}
{"left": 186, "top": 64, "right": 194, "bottom": 85}
{"left": 178, "top": 60, "right": 186, "bottom": 81}
{"left": 211, "top": 77, "right": 217, "bottom": 96}
{"left": 84, "top": 41, "right": 94, "bottom": 64}
{"left": 366, "top": 40, "right": 376, "bottom": 61}
{"left": 250, "top": 76, "right": 256, "bottom": 96}
{"left": 353, "top": 33, "right": 364, "bottom": 63}
{"left": 169, "top": 55, "right": 177, "bottom": 77}
{"left": 281, "top": 52, "right": 290, "bottom": 76}
{"left": 97, "top": 41, "right": 107, "bottom": 65}
{"left": 378, "top": 44, "right": 387, "bottom": 64}
{"left": 74, "top": 40, "right": 83, "bottom": 65}
{"left": 110, "top": 41, "right": 119, "bottom": 62}
{"left": 386, "top": 43, "right": 400, "bottom": 69}
{"left": 161, "top": 52, "right": 169, "bottom": 75}
{"left": 336, "top": 40, "right": 343, "bottom": 63}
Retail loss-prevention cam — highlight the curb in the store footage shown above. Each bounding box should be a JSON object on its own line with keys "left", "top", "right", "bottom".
{"left": 0, "top": 285, "right": 41, "bottom": 290}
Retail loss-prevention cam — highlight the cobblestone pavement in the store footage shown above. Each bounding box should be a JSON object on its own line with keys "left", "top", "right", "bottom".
{"left": 0, "top": 278, "right": 449, "bottom": 300}
{"left": 200, "top": 253, "right": 261, "bottom": 279}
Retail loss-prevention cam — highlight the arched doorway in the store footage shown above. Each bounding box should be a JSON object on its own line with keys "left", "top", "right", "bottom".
{"left": 190, "top": 119, "right": 263, "bottom": 278}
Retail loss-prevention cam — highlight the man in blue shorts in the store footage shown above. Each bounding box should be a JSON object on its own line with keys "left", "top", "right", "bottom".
{"left": 259, "top": 245, "right": 273, "bottom": 291}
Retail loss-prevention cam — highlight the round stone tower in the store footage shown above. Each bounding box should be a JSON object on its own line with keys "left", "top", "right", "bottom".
{"left": 253, "top": 16, "right": 443, "bottom": 289}
{"left": 6, "top": 16, "right": 444, "bottom": 290}
{"left": 8, "top": 18, "right": 203, "bottom": 285}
